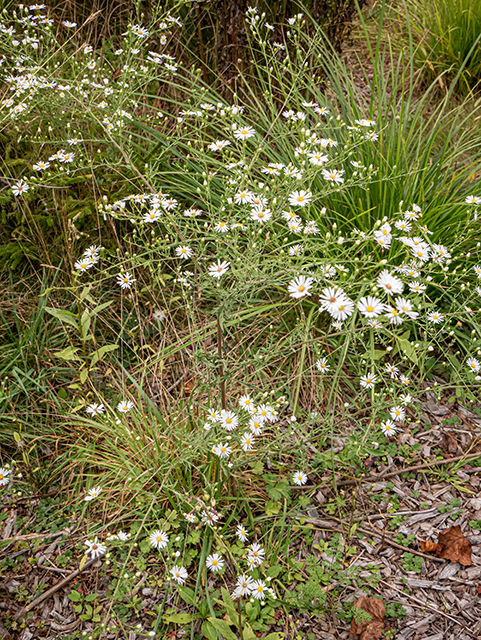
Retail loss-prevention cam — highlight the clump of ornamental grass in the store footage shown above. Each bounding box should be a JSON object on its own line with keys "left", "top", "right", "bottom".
{"left": 1, "top": 3, "right": 481, "bottom": 631}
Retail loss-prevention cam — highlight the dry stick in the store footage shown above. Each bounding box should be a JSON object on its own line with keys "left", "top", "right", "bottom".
{"left": 15, "top": 558, "right": 97, "bottom": 619}
{"left": 329, "top": 450, "right": 481, "bottom": 489}
{"left": 299, "top": 516, "right": 445, "bottom": 563}
{"left": 377, "top": 579, "right": 469, "bottom": 629}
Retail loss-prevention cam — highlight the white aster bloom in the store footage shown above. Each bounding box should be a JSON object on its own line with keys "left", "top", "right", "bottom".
{"left": 251, "top": 579, "right": 267, "bottom": 599}
{"left": 390, "top": 406, "right": 405, "bottom": 421}
{"left": 236, "top": 525, "right": 249, "bottom": 542}
{"left": 381, "top": 420, "right": 397, "bottom": 437}
{"left": 117, "top": 400, "right": 134, "bottom": 413}
{"left": 149, "top": 530, "right": 169, "bottom": 550}
{"left": 360, "top": 372, "right": 377, "bottom": 389}
{"left": 206, "top": 553, "right": 224, "bottom": 573}
{"left": 170, "top": 565, "right": 188, "bottom": 584}
{"left": 239, "top": 395, "right": 255, "bottom": 413}
{"left": 84, "top": 486, "right": 102, "bottom": 501}
{"left": 175, "top": 246, "right": 193, "bottom": 259}
{"left": 241, "top": 432, "right": 255, "bottom": 451}
{"left": 293, "top": 471, "right": 308, "bottom": 485}
{"left": 0, "top": 468, "right": 11, "bottom": 487}
{"left": 220, "top": 409, "right": 238, "bottom": 431}
{"left": 208, "top": 260, "right": 230, "bottom": 278}
{"left": 377, "top": 270, "right": 404, "bottom": 295}
{"left": 288, "top": 190, "right": 312, "bottom": 207}
{"left": 208, "top": 140, "right": 231, "bottom": 151}
{"left": 117, "top": 272, "right": 136, "bottom": 289}
{"left": 288, "top": 275, "right": 314, "bottom": 299}
{"left": 84, "top": 537, "right": 106, "bottom": 559}
{"left": 315, "top": 357, "right": 330, "bottom": 373}
{"left": 467, "top": 357, "right": 481, "bottom": 373}
{"left": 234, "top": 126, "right": 255, "bottom": 140}
{"left": 357, "top": 296, "right": 384, "bottom": 318}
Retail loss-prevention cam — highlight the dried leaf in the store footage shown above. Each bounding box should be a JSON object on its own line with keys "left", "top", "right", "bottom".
{"left": 349, "top": 596, "right": 385, "bottom": 640}
{"left": 420, "top": 525, "right": 472, "bottom": 566}
{"left": 441, "top": 431, "right": 458, "bottom": 454}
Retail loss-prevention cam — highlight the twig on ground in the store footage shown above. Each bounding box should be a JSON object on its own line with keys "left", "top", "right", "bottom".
{"left": 323, "top": 450, "right": 481, "bottom": 489}
{"left": 297, "top": 514, "right": 445, "bottom": 563}
{"left": 15, "top": 558, "right": 96, "bottom": 619}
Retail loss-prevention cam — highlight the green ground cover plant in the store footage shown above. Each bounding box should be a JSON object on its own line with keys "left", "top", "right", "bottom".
{"left": 1, "top": 1, "right": 481, "bottom": 637}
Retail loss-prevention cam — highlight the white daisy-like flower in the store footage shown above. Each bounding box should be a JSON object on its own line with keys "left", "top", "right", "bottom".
{"left": 248, "top": 417, "right": 265, "bottom": 435}
{"left": 84, "top": 486, "right": 102, "bottom": 501}
{"left": 86, "top": 403, "right": 105, "bottom": 416}
{"left": 33, "top": 161, "right": 50, "bottom": 171}
{"left": 117, "top": 272, "right": 136, "bottom": 289}
{"left": 248, "top": 543, "right": 265, "bottom": 566}
{"left": 381, "top": 420, "right": 397, "bottom": 437}
{"left": 377, "top": 270, "right": 404, "bottom": 295}
{"left": 12, "top": 180, "right": 29, "bottom": 196}
{"left": 241, "top": 432, "right": 255, "bottom": 451}
{"left": 289, "top": 244, "right": 304, "bottom": 256}
{"left": 357, "top": 296, "right": 384, "bottom": 318}
{"left": 236, "top": 525, "right": 249, "bottom": 543}
{"left": 315, "top": 358, "right": 330, "bottom": 373}
{"left": 384, "top": 305, "right": 404, "bottom": 325}
{"left": 288, "top": 190, "right": 312, "bottom": 207}
{"left": 466, "top": 195, "right": 481, "bottom": 205}
{"left": 175, "top": 246, "right": 193, "bottom": 259}
{"left": 143, "top": 210, "right": 161, "bottom": 223}
{"left": 234, "top": 126, "right": 255, "bottom": 140}
{"left": 385, "top": 364, "right": 399, "bottom": 379}
{"left": 251, "top": 579, "right": 267, "bottom": 599}
{"left": 220, "top": 409, "right": 238, "bottom": 431}
{"left": 293, "top": 471, "right": 308, "bottom": 485}
{"left": 233, "top": 574, "right": 254, "bottom": 598}
{"left": 322, "top": 168, "right": 345, "bottom": 184}
{"left": 427, "top": 311, "right": 444, "bottom": 324}
{"left": 360, "top": 372, "right": 377, "bottom": 389}
{"left": 84, "top": 537, "right": 106, "bottom": 559}
{"left": 170, "top": 565, "right": 188, "bottom": 584}
{"left": 208, "top": 260, "right": 230, "bottom": 278}
{"left": 319, "top": 287, "right": 347, "bottom": 316}
{"left": 408, "top": 281, "right": 426, "bottom": 293}
{"left": 390, "top": 406, "right": 405, "bottom": 421}
{"left": 307, "top": 151, "right": 329, "bottom": 166}
{"left": 162, "top": 198, "right": 178, "bottom": 210}
{"left": 212, "top": 443, "right": 232, "bottom": 458}
{"left": 214, "top": 221, "right": 230, "bottom": 232}
{"left": 467, "top": 357, "right": 480, "bottom": 373}
{"left": 149, "top": 529, "right": 169, "bottom": 550}
{"left": 239, "top": 395, "right": 255, "bottom": 413}
{"left": 233, "top": 190, "right": 254, "bottom": 205}
{"left": 206, "top": 553, "right": 224, "bottom": 573}
{"left": 0, "top": 468, "right": 11, "bottom": 487}
{"left": 250, "top": 206, "right": 272, "bottom": 223}
{"left": 208, "top": 140, "right": 231, "bottom": 151}
{"left": 117, "top": 400, "right": 134, "bottom": 413}
{"left": 288, "top": 275, "right": 314, "bottom": 299}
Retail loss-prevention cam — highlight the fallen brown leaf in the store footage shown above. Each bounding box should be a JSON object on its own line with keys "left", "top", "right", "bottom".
{"left": 349, "top": 596, "right": 385, "bottom": 640}
{"left": 420, "top": 525, "right": 472, "bottom": 566}
{"left": 441, "top": 431, "right": 458, "bottom": 454}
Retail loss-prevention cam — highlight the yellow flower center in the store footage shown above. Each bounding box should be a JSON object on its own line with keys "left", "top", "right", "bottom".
{"left": 298, "top": 286, "right": 305, "bottom": 292}
{"left": 367, "top": 306, "right": 373, "bottom": 312}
